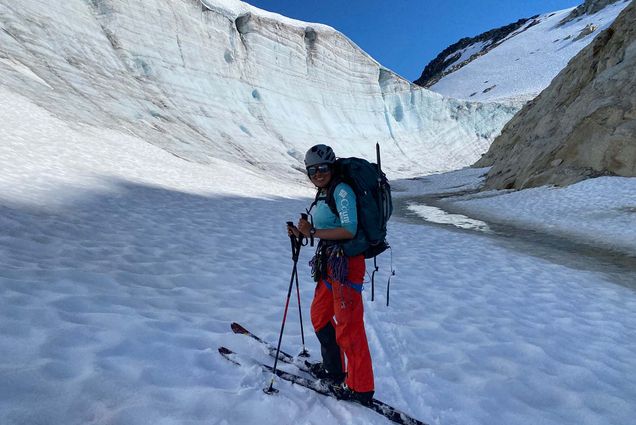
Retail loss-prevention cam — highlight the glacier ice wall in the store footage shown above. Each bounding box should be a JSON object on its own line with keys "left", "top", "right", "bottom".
{"left": 0, "top": 0, "right": 518, "bottom": 180}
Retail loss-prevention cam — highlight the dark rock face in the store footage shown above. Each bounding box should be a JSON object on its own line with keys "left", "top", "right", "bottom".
{"left": 413, "top": 17, "right": 537, "bottom": 88}
{"left": 560, "top": 0, "right": 626, "bottom": 24}
{"left": 476, "top": 1, "right": 636, "bottom": 190}
{"left": 235, "top": 13, "right": 253, "bottom": 35}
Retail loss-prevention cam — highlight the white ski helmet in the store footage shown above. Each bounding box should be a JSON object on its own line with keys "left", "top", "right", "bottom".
{"left": 304, "top": 144, "right": 336, "bottom": 167}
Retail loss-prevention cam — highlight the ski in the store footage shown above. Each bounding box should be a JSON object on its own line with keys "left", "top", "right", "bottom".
{"left": 218, "top": 346, "right": 429, "bottom": 425}
{"left": 230, "top": 322, "right": 316, "bottom": 373}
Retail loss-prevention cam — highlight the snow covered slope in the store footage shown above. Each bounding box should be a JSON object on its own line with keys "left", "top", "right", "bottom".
{"left": 477, "top": 0, "right": 636, "bottom": 189}
{"left": 0, "top": 0, "right": 516, "bottom": 184}
{"left": 420, "top": 0, "right": 630, "bottom": 102}
{"left": 2, "top": 84, "right": 636, "bottom": 425}
{"left": 2, "top": 2, "right": 636, "bottom": 425}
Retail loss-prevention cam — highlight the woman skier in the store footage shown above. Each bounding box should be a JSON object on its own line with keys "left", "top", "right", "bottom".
{"left": 287, "top": 144, "right": 374, "bottom": 406}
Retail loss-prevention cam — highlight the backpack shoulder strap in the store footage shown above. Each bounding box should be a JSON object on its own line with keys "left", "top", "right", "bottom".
{"left": 307, "top": 188, "right": 323, "bottom": 214}
{"left": 326, "top": 176, "right": 343, "bottom": 216}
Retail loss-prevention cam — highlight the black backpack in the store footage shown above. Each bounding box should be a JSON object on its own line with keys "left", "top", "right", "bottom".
{"left": 311, "top": 144, "right": 392, "bottom": 259}
{"left": 308, "top": 144, "right": 394, "bottom": 304}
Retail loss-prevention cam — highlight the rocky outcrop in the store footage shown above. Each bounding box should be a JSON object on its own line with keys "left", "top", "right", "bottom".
{"left": 413, "top": 18, "right": 536, "bottom": 88}
{"left": 574, "top": 23, "right": 598, "bottom": 40}
{"left": 560, "top": 0, "right": 626, "bottom": 24}
{"left": 476, "top": 1, "right": 636, "bottom": 189}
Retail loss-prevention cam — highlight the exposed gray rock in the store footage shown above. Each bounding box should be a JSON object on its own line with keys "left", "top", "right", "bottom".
{"left": 560, "top": 0, "right": 626, "bottom": 24}
{"left": 574, "top": 23, "right": 598, "bottom": 40}
{"left": 476, "top": 1, "right": 636, "bottom": 190}
{"left": 235, "top": 13, "right": 253, "bottom": 34}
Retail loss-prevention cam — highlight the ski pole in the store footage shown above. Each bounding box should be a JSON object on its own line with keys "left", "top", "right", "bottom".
{"left": 265, "top": 222, "right": 303, "bottom": 394}
{"left": 290, "top": 222, "right": 309, "bottom": 358}
{"left": 293, "top": 241, "right": 310, "bottom": 358}
{"left": 296, "top": 214, "right": 312, "bottom": 356}
{"left": 302, "top": 212, "right": 314, "bottom": 247}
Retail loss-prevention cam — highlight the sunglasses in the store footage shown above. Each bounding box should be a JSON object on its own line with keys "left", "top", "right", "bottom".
{"left": 306, "top": 164, "right": 331, "bottom": 176}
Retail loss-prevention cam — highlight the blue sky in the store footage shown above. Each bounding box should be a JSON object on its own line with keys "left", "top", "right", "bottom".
{"left": 243, "top": 0, "right": 580, "bottom": 81}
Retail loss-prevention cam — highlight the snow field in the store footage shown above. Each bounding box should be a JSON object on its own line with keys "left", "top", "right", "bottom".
{"left": 2, "top": 103, "right": 636, "bottom": 423}
{"left": 401, "top": 168, "right": 636, "bottom": 256}
{"left": 1, "top": 19, "right": 636, "bottom": 425}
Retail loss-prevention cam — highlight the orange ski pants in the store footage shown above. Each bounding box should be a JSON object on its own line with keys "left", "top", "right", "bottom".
{"left": 310, "top": 254, "right": 374, "bottom": 392}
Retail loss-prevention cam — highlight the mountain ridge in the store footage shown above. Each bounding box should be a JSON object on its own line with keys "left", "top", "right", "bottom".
{"left": 476, "top": 0, "right": 636, "bottom": 189}
{"left": 420, "top": 0, "right": 630, "bottom": 102}
{"left": 413, "top": 16, "right": 539, "bottom": 88}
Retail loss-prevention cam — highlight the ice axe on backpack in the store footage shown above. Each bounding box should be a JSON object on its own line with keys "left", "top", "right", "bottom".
{"left": 373, "top": 142, "right": 394, "bottom": 306}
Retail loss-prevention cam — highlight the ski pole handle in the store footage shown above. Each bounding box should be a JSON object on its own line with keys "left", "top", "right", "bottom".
{"left": 287, "top": 221, "right": 297, "bottom": 242}
{"left": 287, "top": 221, "right": 301, "bottom": 260}
{"left": 286, "top": 221, "right": 295, "bottom": 239}
{"left": 300, "top": 213, "right": 314, "bottom": 246}
{"left": 287, "top": 219, "right": 296, "bottom": 239}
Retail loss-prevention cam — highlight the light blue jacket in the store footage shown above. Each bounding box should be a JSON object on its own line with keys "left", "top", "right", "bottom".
{"left": 313, "top": 183, "right": 357, "bottom": 236}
